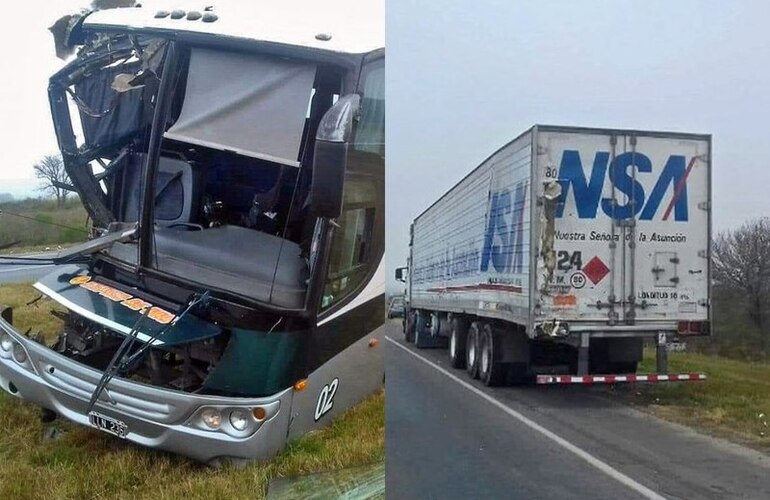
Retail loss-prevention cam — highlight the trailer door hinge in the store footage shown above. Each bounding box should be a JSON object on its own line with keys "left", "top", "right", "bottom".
{"left": 698, "top": 201, "right": 711, "bottom": 211}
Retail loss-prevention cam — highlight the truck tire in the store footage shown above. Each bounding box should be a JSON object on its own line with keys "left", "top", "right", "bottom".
{"left": 466, "top": 322, "right": 481, "bottom": 379}
{"left": 449, "top": 317, "right": 468, "bottom": 369}
{"left": 478, "top": 324, "right": 508, "bottom": 386}
{"left": 414, "top": 311, "right": 431, "bottom": 348}
{"left": 404, "top": 310, "right": 416, "bottom": 343}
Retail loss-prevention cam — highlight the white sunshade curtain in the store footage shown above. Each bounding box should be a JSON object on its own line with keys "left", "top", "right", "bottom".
{"left": 165, "top": 48, "right": 317, "bottom": 167}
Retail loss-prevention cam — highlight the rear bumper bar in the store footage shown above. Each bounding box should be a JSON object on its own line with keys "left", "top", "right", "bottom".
{"left": 536, "top": 373, "right": 707, "bottom": 385}
{"left": 0, "top": 314, "right": 293, "bottom": 464}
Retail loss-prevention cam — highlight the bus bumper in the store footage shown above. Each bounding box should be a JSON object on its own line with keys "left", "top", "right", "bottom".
{"left": 0, "top": 314, "right": 293, "bottom": 464}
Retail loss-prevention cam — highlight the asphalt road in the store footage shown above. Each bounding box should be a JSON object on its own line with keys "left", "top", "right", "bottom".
{"left": 384, "top": 321, "right": 770, "bottom": 500}
{"left": 0, "top": 262, "right": 54, "bottom": 284}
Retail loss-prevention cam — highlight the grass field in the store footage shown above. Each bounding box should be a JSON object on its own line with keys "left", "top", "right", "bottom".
{"left": 619, "top": 349, "right": 770, "bottom": 450}
{"left": 0, "top": 198, "right": 89, "bottom": 252}
{"left": 0, "top": 284, "right": 385, "bottom": 499}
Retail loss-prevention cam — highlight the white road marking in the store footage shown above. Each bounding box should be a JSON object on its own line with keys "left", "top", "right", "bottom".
{"left": 385, "top": 335, "right": 666, "bottom": 500}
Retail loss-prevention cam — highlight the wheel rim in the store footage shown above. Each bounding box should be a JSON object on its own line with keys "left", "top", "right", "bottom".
{"left": 450, "top": 332, "right": 456, "bottom": 358}
{"left": 468, "top": 337, "right": 476, "bottom": 367}
{"left": 481, "top": 340, "right": 490, "bottom": 374}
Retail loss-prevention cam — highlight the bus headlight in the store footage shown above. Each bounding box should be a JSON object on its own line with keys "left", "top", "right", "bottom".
{"left": 200, "top": 408, "right": 222, "bottom": 429}
{"left": 229, "top": 409, "right": 250, "bottom": 431}
{"left": 0, "top": 333, "right": 12, "bottom": 352}
{"left": 13, "top": 344, "right": 27, "bottom": 364}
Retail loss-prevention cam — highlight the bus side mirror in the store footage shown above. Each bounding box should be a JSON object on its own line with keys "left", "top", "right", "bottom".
{"left": 308, "top": 94, "right": 361, "bottom": 219}
{"left": 395, "top": 266, "right": 407, "bottom": 282}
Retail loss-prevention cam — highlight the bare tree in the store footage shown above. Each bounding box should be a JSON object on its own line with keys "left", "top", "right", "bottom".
{"left": 34, "top": 155, "right": 71, "bottom": 207}
{"left": 712, "top": 218, "right": 770, "bottom": 332}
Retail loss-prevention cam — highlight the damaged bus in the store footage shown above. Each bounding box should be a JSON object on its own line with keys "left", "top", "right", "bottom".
{"left": 0, "top": 2, "right": 384, "bottom": 464}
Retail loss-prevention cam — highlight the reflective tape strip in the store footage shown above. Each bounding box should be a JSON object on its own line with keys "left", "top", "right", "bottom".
{"left": 536, "top": 373, "right": 707, "bottom": 384}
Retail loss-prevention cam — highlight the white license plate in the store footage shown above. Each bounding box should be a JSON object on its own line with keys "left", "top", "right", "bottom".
{"left": 667, "top": 342, "right": 687, "bottom": 352}
{"left": 88, "top": 411, "right": 128, "bottom": 438}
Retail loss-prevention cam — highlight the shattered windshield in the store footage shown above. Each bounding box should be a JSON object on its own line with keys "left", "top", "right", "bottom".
{"left": 51, "top": 32, "right": 348, "bottom": 310}
{"left": 49, "top": 33, "right": 169, "bottom": 263}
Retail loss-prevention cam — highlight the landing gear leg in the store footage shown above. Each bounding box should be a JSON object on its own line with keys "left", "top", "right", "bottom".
{"left": 577, "top": 332, "right": 590, "bottom": 375}
{"left": 656, "top": 332, "right": 668, "bottom": 373}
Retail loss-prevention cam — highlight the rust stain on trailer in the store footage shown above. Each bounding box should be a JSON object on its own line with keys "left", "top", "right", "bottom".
{"left": 553, "top": 294, "right": 577, "bottom": 306}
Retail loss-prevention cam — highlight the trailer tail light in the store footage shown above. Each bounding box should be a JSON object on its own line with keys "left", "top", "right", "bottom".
{"left": 677, "top": 321, "right": 710, "bottom": 336}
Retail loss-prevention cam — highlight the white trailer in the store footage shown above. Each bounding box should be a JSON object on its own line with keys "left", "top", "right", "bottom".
{"left": 396, "top": 125, "right": 710, "bottom": 386}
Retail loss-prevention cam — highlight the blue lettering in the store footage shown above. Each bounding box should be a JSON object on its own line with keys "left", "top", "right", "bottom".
{"left": 556, "top": 151, "right": 609, "bottom": 219}
{"left": 481, "top": 182, "right": 527, "bottom": 274}
{"left": 556, "top": 150, "right": 690, "bottom": 222}
{"left": 639, "top": 155, "right": 688, "bottom": 221}
{"left": 600, "top": 152, "right": 651, "bottom": 219}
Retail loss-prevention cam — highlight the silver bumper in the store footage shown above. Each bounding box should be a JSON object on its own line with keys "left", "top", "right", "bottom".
{"left": 0, "top": 316, "right": 293, "bottom": 464}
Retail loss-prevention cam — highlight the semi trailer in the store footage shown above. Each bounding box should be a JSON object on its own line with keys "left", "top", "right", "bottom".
{"left": 0, "top": 1, "right": 384, "bottom": 464}
{"left": 396, "top": 125, "right": 710, "bottom": 386}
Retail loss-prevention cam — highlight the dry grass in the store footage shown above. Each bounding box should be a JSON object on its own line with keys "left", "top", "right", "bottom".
{"left": 0, "top": 283, "right": 385, "bottom": 499}
{"left": 618, "top": 348, "right": 770, "bottom": 450}
{"left": 0, "top": 198, "right": 89, "bottom": 251}
{"left": 0, "top": 283, "right": 67, "bottom": 342}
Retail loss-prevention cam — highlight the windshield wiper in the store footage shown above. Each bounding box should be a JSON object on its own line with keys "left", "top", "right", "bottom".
{"left": 0, "top": 225, "right": 138, "bottom": 266}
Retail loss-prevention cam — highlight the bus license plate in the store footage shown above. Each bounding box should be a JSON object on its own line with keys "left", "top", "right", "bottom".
{"left": 88, "top": 411, "right": 128, "bottom": 438}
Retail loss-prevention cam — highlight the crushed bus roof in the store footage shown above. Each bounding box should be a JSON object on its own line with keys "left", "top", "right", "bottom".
{"left": 82, "top": 1, "right": 384, "bottom": 55}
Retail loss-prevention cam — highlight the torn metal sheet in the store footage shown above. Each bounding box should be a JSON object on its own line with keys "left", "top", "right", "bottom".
{"left": 539, "top": 179, "right": 562, "bottom": 295}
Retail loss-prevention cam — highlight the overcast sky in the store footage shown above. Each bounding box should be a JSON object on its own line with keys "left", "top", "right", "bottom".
{"left": 0, "top": 0, "right": 225, "bottom": 197}
{"left": 385, "top": 0, "right": 770, "bottom": 293}
{"left": 0, "top": 1, "right": 84, "bottom": 197}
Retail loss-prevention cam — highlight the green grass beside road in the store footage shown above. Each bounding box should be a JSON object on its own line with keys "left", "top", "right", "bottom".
{"left": 0, "top": 283, "right": 385, "bottom": 499}
{"left": 0, "top": 198, "right": 89, "bottom": 252}
{"left": 622, "top": 349, "right": 770, "bottom": 450}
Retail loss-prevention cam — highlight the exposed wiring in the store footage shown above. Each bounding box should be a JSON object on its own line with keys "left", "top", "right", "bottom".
{"left": 268, "top": 317, "right": 283, "bottom": 333}
{"left": 86, "top": 307, "right": 150, "bottom": 414}
{"left": 84, "top": 290, "right": 211, "bottom": 414}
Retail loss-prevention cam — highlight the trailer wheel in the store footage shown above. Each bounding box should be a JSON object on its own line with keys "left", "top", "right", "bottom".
{"left": 479, "top": 324, "right": 508, "bottom": 386}
{"left": 466, "top": 322, "right": 481, "bottom": 378}
{"left": 414, "top": 311, "right": 430, "bottom": 348}
{"left": 404, "top": 310, "right": 416, "bottom": 343}
{"left": 449, "top": 317, "right": 468, "bottom": 369}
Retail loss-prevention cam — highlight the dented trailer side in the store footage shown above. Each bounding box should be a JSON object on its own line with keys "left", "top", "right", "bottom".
{"left": 404, "top": 125, "right": 710, "bottom": 385}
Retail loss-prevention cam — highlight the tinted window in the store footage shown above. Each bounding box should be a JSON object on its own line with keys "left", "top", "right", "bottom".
{"left": 321, "top": 58, "right": 385, "bottom": 310}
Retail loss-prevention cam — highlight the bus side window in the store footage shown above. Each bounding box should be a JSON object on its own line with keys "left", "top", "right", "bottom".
{"left": 320, "top": 58, "right": 384, "bottom": 311}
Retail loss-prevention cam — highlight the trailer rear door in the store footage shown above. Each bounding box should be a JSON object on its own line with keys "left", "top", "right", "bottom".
{"left": 535, "top": 128, "right": 710, "bottom": 327}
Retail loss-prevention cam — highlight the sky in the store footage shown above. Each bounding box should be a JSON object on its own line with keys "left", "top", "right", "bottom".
{"left": 0, "top": 0, "right": 227, "bottom": 198}
{"left": 0, "top": 1, "right": 86, "bottom": 198}
{"left": 385, "top": 0, "right": 770, "bottom": 293}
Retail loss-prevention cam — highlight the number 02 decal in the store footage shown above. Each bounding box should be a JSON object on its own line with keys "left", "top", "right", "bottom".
{"left": 314, "top": 378, "right": 339, "bottom": 422}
